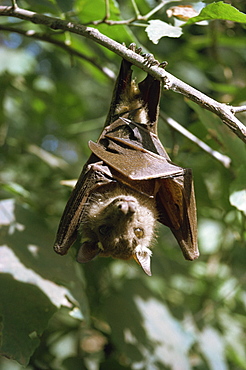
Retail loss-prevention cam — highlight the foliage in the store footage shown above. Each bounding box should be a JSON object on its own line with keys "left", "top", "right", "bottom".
{"left": 0, "top": 0, "right": 246, "bottom": 369}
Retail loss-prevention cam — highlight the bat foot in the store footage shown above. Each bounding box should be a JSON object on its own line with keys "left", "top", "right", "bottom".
{"left": 126, "top": 44, "right": 163, "bottom": 69}
{"left": 128, "top": 43, "right": 142, "bottom": 54}
{"left": 142, "top": 53, "right": 160, "bottom": 68}
{"left": 159, "top": 61, "right": 168, "bottom": 69}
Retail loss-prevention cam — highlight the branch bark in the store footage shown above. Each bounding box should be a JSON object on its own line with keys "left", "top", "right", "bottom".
{"left": 0, "top": 5, "right": 246, "bottom": 143}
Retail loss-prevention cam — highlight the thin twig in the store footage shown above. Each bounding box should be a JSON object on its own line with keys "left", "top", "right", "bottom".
{"left": 231, "top": 106, "right": 246, "bottom": 114}
{"left": 131, "top": 0, "right": 141, "bottom": 19}
{"left": 104, "top": 0, "right": 110, "bottom": 21}
{"left": 88, "top": 17, "right": 136, "bottom": 26}
{"left": 142, "top": 0, "right": 168, "bottom": 20}
{"left": 0, "top": 5, "right": 245, "bottom": 142}
{"left": 11, "top": 0, "right": 17, "bottom": 9}
{"left": 160, "top": 112, "right": 231, "bottom": 168}
{"left": 64, "top": 0, "right": 168, "bottom": 26}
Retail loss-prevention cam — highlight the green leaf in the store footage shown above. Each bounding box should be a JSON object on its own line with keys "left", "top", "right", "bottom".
{"left": 185, "top": 2, "right": 246, "bottom": 25}
{"left": 146, "top": 20, "right": 183, "bottom": 44}
{"left": 23, "top": 0, "right": 59, "bottom": 14}
{"left": 1, "top": 183, "right": 30, "bottom": 199}
{"left": 73, "top": 0, "right": 134, "bottom": 54}
{"left": 0, "top": 274, "right": 56, "bottom": 366}
{"left": 56, "top": 0, "right": 75, "bottom": 13}
{"left": 0, "top": 197, "right": 91, "bottom": 365}
{"left": 0, "top": 199, "right": 90, "bottom": 317}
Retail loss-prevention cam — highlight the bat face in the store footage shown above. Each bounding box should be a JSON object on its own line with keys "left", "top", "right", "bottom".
{"left": 77, "top": 183, "right": 157, "bottom": 275}
{"left": 53, "top": 57, "right": 199, "bottom": 275}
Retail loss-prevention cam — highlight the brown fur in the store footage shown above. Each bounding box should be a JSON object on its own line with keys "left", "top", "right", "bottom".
{"left": 79, "top": 183, "right": 157, "bottom": 260}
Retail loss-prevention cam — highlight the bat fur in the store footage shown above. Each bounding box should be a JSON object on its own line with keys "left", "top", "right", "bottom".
{"left": 77, "top": 183, "right": 157, "bottom": 275}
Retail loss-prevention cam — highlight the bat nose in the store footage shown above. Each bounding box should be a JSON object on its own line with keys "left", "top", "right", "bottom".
{"left": 117, "top": 196, "right": 137, "bottom": 214}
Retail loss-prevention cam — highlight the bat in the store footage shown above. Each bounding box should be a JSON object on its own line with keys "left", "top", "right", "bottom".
{"left": 53, "top": 54, "right": 199, "bottom": 276}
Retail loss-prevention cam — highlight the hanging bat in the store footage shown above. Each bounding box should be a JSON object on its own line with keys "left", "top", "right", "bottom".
{"left": 53, "top": 55, "right": 199, "bottom": 276}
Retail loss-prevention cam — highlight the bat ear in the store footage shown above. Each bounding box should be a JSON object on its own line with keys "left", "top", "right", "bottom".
{"left": 134, "top": 246, "right": 152, "bottom": 276}
{"left": 77, "top": 241, "right": 100, "bottom": 263}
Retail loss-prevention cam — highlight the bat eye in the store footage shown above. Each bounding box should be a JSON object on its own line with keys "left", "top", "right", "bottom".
{"left": 99, "top": 225, "right": 111, "bottom": 236}
{"left": 134, "top": 228, "right": 144, "bottom": 239}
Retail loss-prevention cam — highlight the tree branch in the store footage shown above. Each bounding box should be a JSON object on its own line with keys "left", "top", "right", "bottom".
{"left": 160, "top": 112, "right": 231, "bottom": 168}
{"left": 0, "top": 5, "right": 245, "bottom": 143}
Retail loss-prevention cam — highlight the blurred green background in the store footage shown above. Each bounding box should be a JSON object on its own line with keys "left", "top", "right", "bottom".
{"left": 0, "top": 0, "right": 245, "bottom": 369}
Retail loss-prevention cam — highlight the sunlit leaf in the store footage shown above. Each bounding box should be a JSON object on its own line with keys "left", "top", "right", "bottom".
{"left": 0, "top": 199, "right": 25, "bottom": 233}
{"left": 135, "top": 297, "right": 195, "bottom": 369}
{"left": 198, "top": 219, "right": 223, "bottom": 254}
{"left": 199, "top": 327, "right": 227, "bottom": 370}
{"left": 185, "top": 2, "right": 246, "bottom": 25}
{"left": 0, "top": 246, "right": 74, "bottom": 308}
{"left": 0, "top": 47, "right": 36, "bottom": 76}
{"left": 0, "top": 199, "right": 90, "bottom": 318}
{"left": 0, "top": 199, "right": 17, "bottom": 226}
{"left": 229, "top": 190, "right": 246, "bottom": 215}
{"left": 103, "top": 280, "right": 195, "bottom": 369}
{"left": 146, "top": 20, "right": 183, "bottom": 44}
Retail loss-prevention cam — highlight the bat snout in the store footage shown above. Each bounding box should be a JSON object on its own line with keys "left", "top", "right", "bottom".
{"left": 115, "top": 196, "right": 138, "bottom": 214}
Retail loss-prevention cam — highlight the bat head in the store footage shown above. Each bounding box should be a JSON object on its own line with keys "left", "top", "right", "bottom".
{"left": 77, "top": 184, "right": 157, "bottom": 276}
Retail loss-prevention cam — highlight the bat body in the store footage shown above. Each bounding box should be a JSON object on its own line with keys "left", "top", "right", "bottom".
{"left": 54, "top": 58, "right": 199, "bottom": 275}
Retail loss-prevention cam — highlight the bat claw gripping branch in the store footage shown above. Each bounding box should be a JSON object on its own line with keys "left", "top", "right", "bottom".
{"left": 128, "top": 42, "right": 142, "bottom": 55}
{"left": 142, "top": 53, "right": 160, "bottom": 68}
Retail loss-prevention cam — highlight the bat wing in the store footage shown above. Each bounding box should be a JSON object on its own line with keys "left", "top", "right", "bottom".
{"left": 100, "top": 58, "right": 199, "bottom": 261}
{"left": 54, "top": 57, "right": 199, "bottom": 267}
{"left": 89, "top": 138, "right": 184, "bottom": 181}
{"left": 53, "top": 159, "right": 114, "bottom": 255}
{"left": 89, "top": 136, "right": 198, "bottom": 260}
{"left": 157, "top": 170, "right": 199, "bottom": 260}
